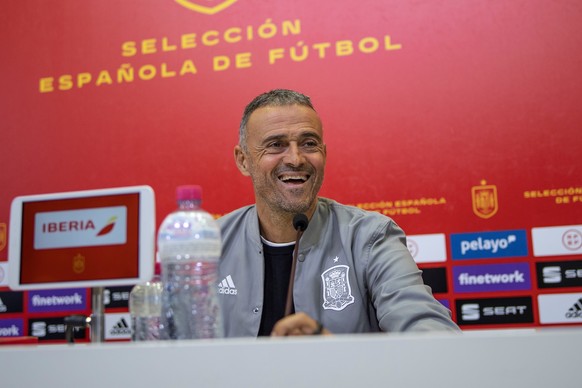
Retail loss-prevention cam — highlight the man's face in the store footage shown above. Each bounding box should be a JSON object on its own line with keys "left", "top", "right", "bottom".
{"left": 235, "top": 104, "right": 326, "bottom": 216}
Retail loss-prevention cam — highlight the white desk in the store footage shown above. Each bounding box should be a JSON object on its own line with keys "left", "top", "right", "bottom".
{"left": 0, "top": 329, "right": 580, "bottom": 388}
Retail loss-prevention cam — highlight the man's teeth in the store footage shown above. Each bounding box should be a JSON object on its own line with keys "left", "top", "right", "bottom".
{"left": 280, "top": 175, "right": 308, "bottom": 182}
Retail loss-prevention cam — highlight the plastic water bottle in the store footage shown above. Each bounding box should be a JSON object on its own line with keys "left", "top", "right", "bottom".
{"left": 158, "top": 185, "right": 223, "bottom": 340}
{"left": 129, "top": 262, "right": 163, "bottom": 341}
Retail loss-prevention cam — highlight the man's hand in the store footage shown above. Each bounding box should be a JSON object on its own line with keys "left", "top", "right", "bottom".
{"left": 271, "top": 312, "right": 332, "bottom": 336}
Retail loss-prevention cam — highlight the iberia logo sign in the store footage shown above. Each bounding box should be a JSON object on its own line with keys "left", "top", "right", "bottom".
{"left": 175, "top": 0, "right": 238, "bottom": 15}
{"left": 34, "top": 207, "right": 127, "bottom": 250}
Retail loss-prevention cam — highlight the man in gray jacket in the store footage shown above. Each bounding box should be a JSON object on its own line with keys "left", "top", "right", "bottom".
{"left": 217, "top": 89, "right": 460, "bottom": 337}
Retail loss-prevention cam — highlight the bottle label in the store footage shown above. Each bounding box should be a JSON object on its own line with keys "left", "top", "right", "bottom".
{"left": 158, "top": 240, "right": 221, "bottom": 262}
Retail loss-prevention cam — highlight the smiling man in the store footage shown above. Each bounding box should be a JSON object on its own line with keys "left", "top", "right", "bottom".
{"left": 217, "top": 89, "right": 460, "bottom": 337}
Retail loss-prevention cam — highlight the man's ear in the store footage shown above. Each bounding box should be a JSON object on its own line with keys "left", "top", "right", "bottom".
{"left": 234, "top": 145, "right": 251, "bottom": 176}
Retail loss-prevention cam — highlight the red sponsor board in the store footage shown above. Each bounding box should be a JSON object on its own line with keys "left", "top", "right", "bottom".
{"left": 0, "top": 0, "right": 581, "bottom": 338}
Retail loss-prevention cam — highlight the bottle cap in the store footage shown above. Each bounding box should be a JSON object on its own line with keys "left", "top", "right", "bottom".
{"left": 176, "top": 185, "right": 202, "bottom": 201}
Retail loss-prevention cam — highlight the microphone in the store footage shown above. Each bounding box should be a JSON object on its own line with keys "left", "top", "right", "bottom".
{"left": 284, "top": 213, "right": 309, "bottom": 316}
{"left": 293, "top": 213, "right": 308, "bottom": 232}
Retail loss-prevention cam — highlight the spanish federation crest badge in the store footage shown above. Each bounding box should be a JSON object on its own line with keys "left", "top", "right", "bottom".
{"left": 472, "top": 180, "right": 498, "bottom": 219}
{"left": 321, "top": 265, "right": 355, "bottom": 311}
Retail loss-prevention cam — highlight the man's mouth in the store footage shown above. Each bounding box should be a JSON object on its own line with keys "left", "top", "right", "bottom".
{"left": 278, "top": 173, "right": 310, "bottom": 185}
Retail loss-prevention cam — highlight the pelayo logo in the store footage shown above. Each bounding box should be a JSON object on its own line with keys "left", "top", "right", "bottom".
{"left": 450, "top": 229, "right": 528, "bottom": 260}
{"left": 175, "top": 0, "right": 238, "bottom": 15}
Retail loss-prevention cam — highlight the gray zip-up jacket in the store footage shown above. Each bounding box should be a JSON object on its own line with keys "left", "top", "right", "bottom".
{"left": 217, "top": 197, "right": 460, "bottom": 337}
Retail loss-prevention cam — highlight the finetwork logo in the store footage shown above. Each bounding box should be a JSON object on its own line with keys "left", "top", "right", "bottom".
{"left": 455, "top": 297, "right": 533, "bottom": 325}
{"left": 34, "top": 206, "right": 127, "bottom": 250}
{"left": 0, "top": 319, "right": 23, "bottom": 337}
{"left": 28, "top": 288, "right": 87, "bottom": 313}
{"left": 453, "top": 263, "right": 531, "bottom": 293}
{"left": 537, "top": 260, "right": 582, "bottom": 288}
{"left": 451, "top": 229, "right": 528, "bottom": 260}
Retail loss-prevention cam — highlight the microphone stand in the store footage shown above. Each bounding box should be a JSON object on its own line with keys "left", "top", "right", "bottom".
{"left": 284, "top": 214, "right": 308, "bottom": 316}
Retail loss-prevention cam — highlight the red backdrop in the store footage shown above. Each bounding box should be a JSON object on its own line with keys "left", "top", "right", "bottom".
{"left": 1, "top": 0, "right": 581, "bottom": 340}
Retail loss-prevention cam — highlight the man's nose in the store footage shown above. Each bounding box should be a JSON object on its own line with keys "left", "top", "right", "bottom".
{"left": 283, "top": 142, "right": 304, "bottom": 166}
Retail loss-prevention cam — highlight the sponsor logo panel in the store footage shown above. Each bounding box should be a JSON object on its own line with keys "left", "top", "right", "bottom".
{"left": 0, "top": 318, "right": 24, "bottom": 337}
{"left": 538, "top": 293, "right": 582, "bottom": 324}
{"left": 407, "top": 233, "right": 447, "bottom": 263}
{"left": 536, "top": 260, "right": 582, "bottom": 289}
{"left": 451, "top": 229, "right": 528, "bottom": 260}
{"left": 420, "top": 267, "right": 448, "bottom": 294}
{"left": 34, "top": 206, "right": 127, "bottom": 250}
{"left": 0, "top": 291, "right": 24, "bottom": 314}
{"left": 104, "top": 286, "right": 132, "bottom": 309}
{"left": 27, "top": 288, "right": 87, "bottom": 313}
{"left": 532, "top": 225, "right": 582, "bottom": 257}
{"left": 455, "top": 296, "right": 534, "bottom": 326}
{"left": 453, "top": 263, "right": 531, "bottom": 293}
{"left": 105, "top": 312, "right": 132, "bottom": 340}
{"left": 28, "top": 316, "right": 87, "bottom": 341}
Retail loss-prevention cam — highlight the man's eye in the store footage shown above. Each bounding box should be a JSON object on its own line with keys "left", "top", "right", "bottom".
{"left": 303, "top": 140, "right": 319, "bottom": 148}
{"left": 265, "top": 141, "right": 287, "bottom": 152}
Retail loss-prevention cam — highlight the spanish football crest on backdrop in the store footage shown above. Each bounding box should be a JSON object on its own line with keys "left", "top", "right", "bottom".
{"left": 472, "top": 180, "right": 498, "bottom": 219}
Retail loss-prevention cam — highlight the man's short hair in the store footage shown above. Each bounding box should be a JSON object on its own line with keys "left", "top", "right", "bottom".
{"left": 239, "top": 89, "right": 316, "bottom": 150}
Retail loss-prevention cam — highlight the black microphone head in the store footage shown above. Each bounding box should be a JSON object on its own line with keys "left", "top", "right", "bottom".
{"left": 293, "top": 213, "right": 309, "bottom": 232}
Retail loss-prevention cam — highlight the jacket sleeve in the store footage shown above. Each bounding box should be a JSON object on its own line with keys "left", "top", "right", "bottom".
{"left": 364, "top": 220, "right": 461, "bottom": 332}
